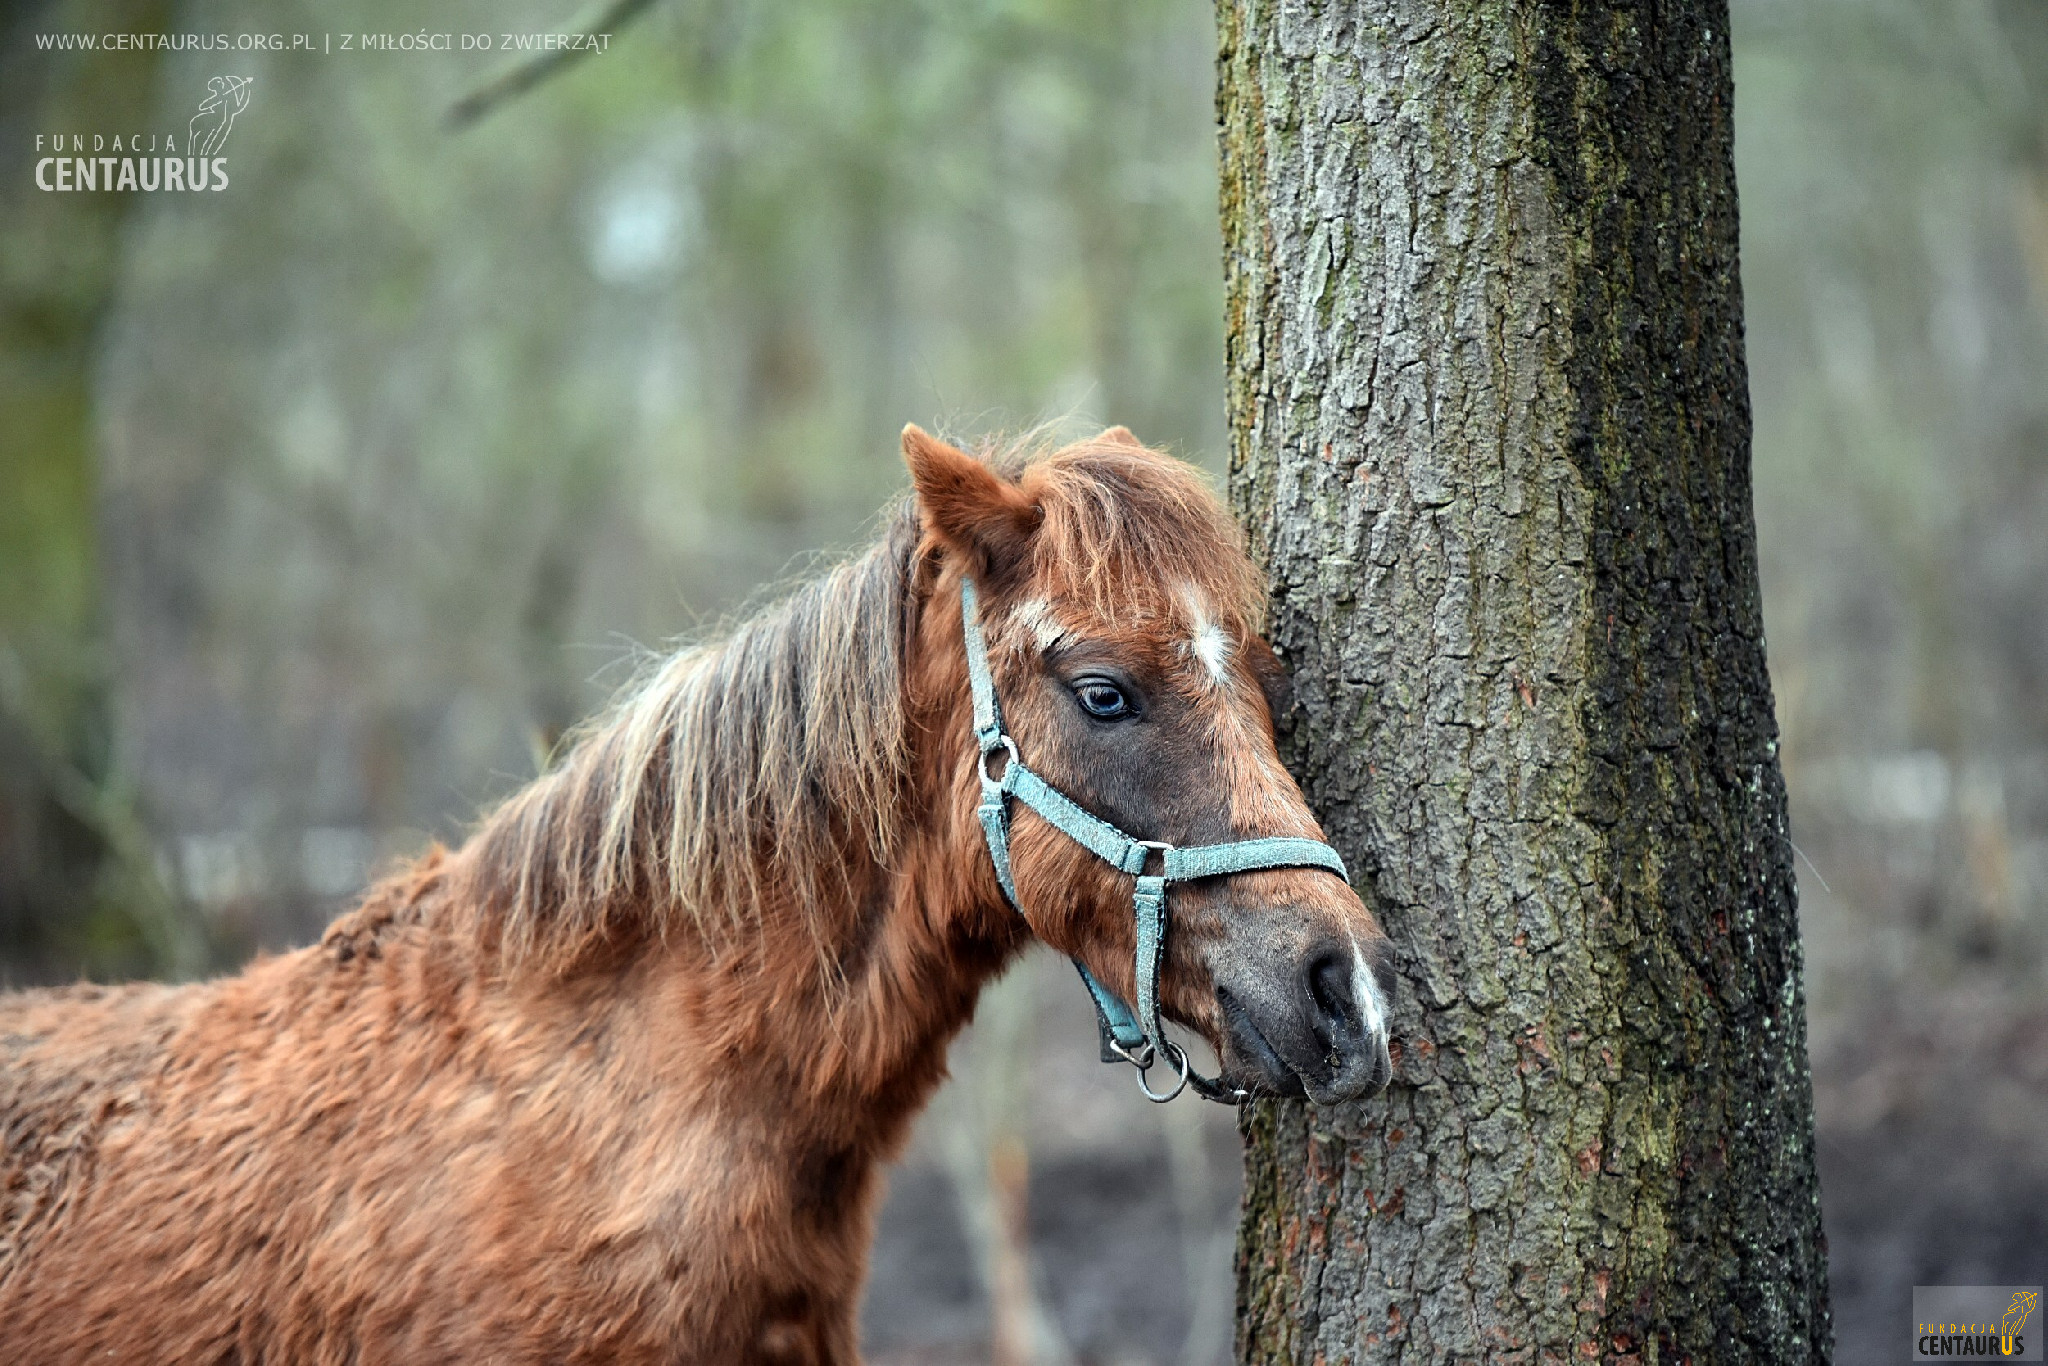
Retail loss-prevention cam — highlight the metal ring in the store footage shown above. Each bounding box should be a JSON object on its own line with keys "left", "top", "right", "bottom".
{"left": 1134, "top": 1040, "right": 1192, "bottom": 1104}
{"left": 978, "top": 735, "right": 1019, "bottom": 788}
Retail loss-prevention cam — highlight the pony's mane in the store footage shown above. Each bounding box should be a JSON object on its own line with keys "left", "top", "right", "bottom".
{"left": 455, "top": 433, "right": 1257, "bottom": 967}
{"left": 461, "top": 507, "right": 919, "bottom": 965}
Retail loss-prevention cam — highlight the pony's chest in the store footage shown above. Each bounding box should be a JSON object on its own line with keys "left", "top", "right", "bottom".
{"left": 547, "top": 1124, "right": 878, "bottom": 1355}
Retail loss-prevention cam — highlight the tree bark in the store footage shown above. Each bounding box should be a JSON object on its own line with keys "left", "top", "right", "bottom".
{"left": 1217, "top": 2, "right": 1831, "bottom": 1362}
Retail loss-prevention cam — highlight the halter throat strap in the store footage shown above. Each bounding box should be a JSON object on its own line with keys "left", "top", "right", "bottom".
{"left": 958, "top": 576, "right": 1350, "bottom": 1104}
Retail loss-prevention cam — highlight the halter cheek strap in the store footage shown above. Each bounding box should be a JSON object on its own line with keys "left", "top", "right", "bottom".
{"left": 959, "top": 576, "right": 1350, "bottom": 1104}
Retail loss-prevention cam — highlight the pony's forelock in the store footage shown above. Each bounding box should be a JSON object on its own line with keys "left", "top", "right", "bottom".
{"left": 1004, "top": 435, "right": 1264, "bottom": 638}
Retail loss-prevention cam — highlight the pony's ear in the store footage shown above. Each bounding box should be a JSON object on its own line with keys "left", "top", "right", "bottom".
{"left": 902, "top": 425, "right": 1041, "bottom": 573}
{"left": 1097, "top": 425, "right": 1143, "bottom": 448}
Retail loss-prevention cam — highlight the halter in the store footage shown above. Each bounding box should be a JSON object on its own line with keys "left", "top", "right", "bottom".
{"left": 959, "top": 576, "right": 1350, "bottom": 1104}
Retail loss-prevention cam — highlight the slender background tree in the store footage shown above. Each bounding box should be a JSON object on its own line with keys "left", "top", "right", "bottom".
{"left": 1218, "top": 1, "right": 1832, "bottom": 1360}
{"left": 0, "top": 0, "right": 198, "bottom": 981}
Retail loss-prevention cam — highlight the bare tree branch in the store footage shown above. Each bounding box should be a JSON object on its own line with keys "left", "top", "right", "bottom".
{"left": 445, "top": 0, "right": 662, "bottom": 132}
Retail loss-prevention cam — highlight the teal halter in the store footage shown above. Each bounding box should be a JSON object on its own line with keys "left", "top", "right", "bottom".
{"left": 959, "top": 576, "right": 1351, "bottom": 1103}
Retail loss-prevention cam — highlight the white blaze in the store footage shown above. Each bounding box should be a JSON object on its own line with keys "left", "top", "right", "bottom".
{"left": 1192, "top": 622, "right": 1231, "bottom": 684}
{"left": 1179, "top": 585, "right": 1231, "bottom": 685}
{"left": 1350, "top": 938, "right": 1387, "bottom": 1037}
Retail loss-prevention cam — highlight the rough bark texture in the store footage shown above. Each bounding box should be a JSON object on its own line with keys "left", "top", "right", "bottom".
{"left": 1217, "top": 2, "right": 1830, "bottom": 1362}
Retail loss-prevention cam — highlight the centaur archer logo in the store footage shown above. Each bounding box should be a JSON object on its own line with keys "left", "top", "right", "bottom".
{"left": 33, "top": 75, "right": 251, "bottom": 191}
{"left": 187, "top": 75, "right": 252, "bottom": 156}
{"left": 1917, "top": 1286, "right": 2042, "bottom": 1361}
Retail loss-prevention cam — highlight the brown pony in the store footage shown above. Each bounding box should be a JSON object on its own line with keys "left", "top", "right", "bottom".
{"left": 0, "top": 427, "right": 1390, "bottom": 1364}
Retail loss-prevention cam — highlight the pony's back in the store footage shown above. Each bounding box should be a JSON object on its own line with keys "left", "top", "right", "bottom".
{"left": 0, "top": 853, "right": 876, "bottom": 1365}
{"left": 1, "top": 981, "right": 209, "bottom": 1299}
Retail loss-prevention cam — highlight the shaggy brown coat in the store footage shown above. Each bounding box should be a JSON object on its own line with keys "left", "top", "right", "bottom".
{"left": 0, "top": 428, "right": 1368, "bottom": 1364}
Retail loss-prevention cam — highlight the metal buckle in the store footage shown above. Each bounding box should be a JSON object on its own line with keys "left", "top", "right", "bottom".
{"left": 977, "top": 735, "right": 1019, "bottom": 789}
{"left": 1106, "top": 1035, "right": 1156, "bottom": 1071}
{"left": 1133, "top": 838, "right": 1173, "bottom": 876}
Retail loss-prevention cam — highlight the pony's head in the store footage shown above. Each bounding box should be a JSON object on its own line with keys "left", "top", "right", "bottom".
{"left": 905, "top": 426, "right": 1392, "bottom": 1104}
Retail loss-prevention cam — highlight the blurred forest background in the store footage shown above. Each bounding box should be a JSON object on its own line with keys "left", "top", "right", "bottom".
{"left": 2, "top": 0, "right": 2044, "bottom": 1362}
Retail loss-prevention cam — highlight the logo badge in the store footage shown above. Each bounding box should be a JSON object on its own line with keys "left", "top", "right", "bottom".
{"left": 1916, "top": 1286, "right": 2043, "bottom": 1361}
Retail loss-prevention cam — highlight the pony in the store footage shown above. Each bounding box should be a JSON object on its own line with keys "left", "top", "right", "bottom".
{"left": 0, "top": 426, "right": 1391, "bottom": 1364}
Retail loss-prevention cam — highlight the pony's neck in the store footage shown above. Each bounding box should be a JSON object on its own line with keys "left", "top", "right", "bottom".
{"left": 418, "top": 791, "right": 1024, "bottom": 1142}
{"left": 381, "top": 519, "right": 1034, "bottom": 1134}
{"left": 658, "top": 823, "right": 1025, "bottom": 1119}
{"left": 419, "top": 576, "right": 1023, "bottom": 1134}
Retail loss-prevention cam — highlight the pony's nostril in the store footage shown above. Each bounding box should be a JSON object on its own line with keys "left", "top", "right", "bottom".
{"left": 1306, "top": 951, "right": 1357, "bottom": 1038}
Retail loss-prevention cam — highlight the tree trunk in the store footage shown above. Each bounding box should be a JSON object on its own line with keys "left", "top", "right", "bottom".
{"left": 1216, "top": 2, "right": 1831, "bottom": 1362}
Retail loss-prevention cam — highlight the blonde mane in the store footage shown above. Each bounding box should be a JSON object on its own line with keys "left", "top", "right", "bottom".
{"left": 462, "top": 507, "right": 919, "bottom": 964}
{"left": 455, "top": 433, "right": 1259, "bottom": 967}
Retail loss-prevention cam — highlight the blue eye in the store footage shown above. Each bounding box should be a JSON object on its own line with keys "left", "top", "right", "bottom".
{"left": 1074, "top": 680, "right": 1131, "bottom": 719}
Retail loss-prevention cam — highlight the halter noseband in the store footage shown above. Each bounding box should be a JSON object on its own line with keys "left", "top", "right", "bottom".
{"left": 959, "top": 576, "right": 1350, "bottom": 1104}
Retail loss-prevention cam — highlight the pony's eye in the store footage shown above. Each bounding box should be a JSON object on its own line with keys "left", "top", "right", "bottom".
{"left": 1074, "top": 680, "right": 1132, "bottom": 720}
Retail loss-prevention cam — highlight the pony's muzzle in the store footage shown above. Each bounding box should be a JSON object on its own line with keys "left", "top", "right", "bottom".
{"left": 1213, "top": 927, "right": 1393, "bottom": 1104}
{"left": 1301, "top": 940, "right": 1394, "bottom": 1102}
